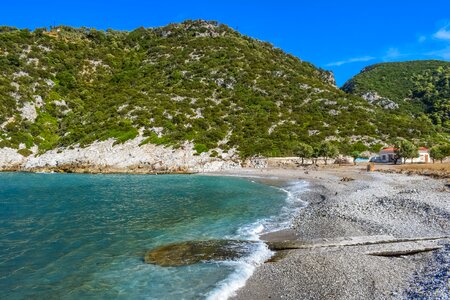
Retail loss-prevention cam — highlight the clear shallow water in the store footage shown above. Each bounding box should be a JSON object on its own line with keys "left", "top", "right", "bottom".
{"left": 0, "top": 173, "right": 307, "bottom": 299}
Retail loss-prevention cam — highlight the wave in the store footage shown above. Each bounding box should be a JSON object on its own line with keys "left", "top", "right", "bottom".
{"left": 205, "top": 241, "right": 271, "bottom": 300}
{"left": 205, "top": 180, "right": 309, "bottom": 300}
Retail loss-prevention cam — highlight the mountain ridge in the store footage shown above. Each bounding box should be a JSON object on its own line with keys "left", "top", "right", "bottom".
{"left": 0, "top": 20, "right": 447, "bottom": 170}
{"left": 342, "top": 60, "right": 450, "bottom": 127}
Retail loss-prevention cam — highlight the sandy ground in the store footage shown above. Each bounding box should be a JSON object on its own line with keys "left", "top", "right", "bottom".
{"left": 210, "top": 165, "right": 450, "bottom": 300}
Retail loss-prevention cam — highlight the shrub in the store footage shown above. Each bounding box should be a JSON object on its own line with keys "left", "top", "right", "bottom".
{"left": 17, "top": 148, "right": 33, "bottom": 157}
{"left": 194, "top": 143, "right": 208, "bottom": 154}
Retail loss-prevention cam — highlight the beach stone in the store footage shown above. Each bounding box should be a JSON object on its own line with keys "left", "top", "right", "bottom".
{"left": 144, "top": 240, "right": 257, "bottom": 266}
{"left": 340, "top": 177, "right": 355, "bottom": 182}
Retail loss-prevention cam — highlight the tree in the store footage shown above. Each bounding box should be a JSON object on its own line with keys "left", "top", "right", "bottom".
{"left": 394, "top": 139, "right": 418, "bottom": 164}
{"left": 350, "top": 141, "right": 368, "bottom": 153}
{"left": 444, "top": 144, "right": 450, "bottom": 159}
{"left": 430, "top": 145, "right": 444, "bottom": 163}
{"left": 319, "top": 141, "right": 339, "bottom": 165}
{"left": 294, "top": 142, "right": 314, "bottom": 165}
{"left": 311, "top": 145, "right": 320, "bottom": 165}
{"left": 430, "top": 144, "right": 450, "bottom": 163}
{"left": 350, "top": 151, "right": 361, "bottom": 165}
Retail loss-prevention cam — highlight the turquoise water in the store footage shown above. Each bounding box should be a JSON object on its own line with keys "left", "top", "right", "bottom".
{"left": 0, "top": 173, "right": 306, "bottom": 299}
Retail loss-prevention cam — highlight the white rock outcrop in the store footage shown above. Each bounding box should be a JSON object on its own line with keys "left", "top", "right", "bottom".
{"left": 19, "top": 102, "right": 38, "bottom": 122}
{"left": 362, "top": 91, "right": 399, "bottom": 110}
{"left": 0, "top": 147, "right": 26, "bottom": 168}
{"left": 1, "top": 137, "right": 242, "bottom": 173}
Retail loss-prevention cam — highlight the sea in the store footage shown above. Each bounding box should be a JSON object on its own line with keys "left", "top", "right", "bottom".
{"left": 0, "top": 172, "right": 308, "bottom": 299}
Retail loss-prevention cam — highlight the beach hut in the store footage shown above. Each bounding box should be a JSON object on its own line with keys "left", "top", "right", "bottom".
{"left": 378, "top": 147, "right": 429, "bottom": 163}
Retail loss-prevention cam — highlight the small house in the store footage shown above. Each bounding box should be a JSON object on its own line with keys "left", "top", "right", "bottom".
{"left": 379, "top": 147, "right": 396, "bottom": 163}
{"left": 378, "top": 147, "right": 429, "bottom": 163}
{"left": 417, "top": 147, "right": 430, "bottom": 163}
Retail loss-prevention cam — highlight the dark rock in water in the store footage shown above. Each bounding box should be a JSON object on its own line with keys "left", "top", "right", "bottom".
{"left": 144, "top": 240, "right": 258, "bottom": 267}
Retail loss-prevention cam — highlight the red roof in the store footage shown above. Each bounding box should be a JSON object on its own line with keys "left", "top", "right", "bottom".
{"left": 380, "top": 147, "right": 397, "bottom": 152}
{"left": 380, "top": 146, "right": 429, "bottom": 152}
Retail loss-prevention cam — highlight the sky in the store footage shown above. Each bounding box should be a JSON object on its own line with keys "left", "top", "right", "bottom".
{"left": 2, "top": 0, "right": 450, "bottom": 85}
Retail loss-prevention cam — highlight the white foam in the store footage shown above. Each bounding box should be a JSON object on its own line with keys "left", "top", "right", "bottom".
{"left": 255, "top": 180, "right": 309, "bottom": 233}
{"left": 205, "top": 242, "right": 272, "bottom": 300}
{"left": 206, "top": 180, "right": 309, "bottom": 300}
{"left": 236, "top": 222, "right": 264, "bottom": 240}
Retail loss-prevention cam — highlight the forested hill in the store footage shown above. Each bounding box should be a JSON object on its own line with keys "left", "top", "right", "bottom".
{"left": 0, "top": 21, "right": 446, "bottom": 158}
{"left": 342, "top": 60, "right": 450, "bottom": 130}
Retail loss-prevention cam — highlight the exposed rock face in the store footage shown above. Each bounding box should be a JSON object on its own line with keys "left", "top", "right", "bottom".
{"left": 18, "top": 102, "right": 38, "bottom": 122}
{"left": 0, "top": 137, "right": 242, "bottom": 173}
{"left": 144, "top": 240, "right": 258, "bottom": 266}
{"left": 244, "top": 157, "right": 269, "bottom": 168}
{"left": 361, "top": 91, "right": 399, "bottom": 110}
{"left": 319, "top": 70, "right": 337, "bottom": 87}
{"left": 157, "top": 20, "right": 225, "bottom": 38}
{"left": 0, "top": 147, "right": 26, "bottom": 169}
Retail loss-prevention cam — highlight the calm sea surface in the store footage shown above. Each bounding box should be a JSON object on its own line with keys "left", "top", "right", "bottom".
{"left": 0, "top": 173, "right": 306, "bottom": 299}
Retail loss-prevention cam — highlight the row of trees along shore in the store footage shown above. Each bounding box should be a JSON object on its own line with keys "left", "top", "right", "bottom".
{"left": 294, "top": 141, "right": 339, "bottom": 165}
{"left": 291, "top": 140, "right": 450, "bottom": 165}
{"left": 393, "top": 139, "right": 450, "bottom": 164}
{"left": 429, "top": 144, "right": 450, "bottom": 163}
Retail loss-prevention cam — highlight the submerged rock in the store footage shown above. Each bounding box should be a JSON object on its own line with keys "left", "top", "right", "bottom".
{"left": 144, "top": 240, "right": 258, "bottom": 267}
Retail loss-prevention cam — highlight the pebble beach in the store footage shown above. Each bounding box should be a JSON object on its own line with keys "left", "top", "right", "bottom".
{"left": 212, "top": 165, "right": 450, "bottom": 299}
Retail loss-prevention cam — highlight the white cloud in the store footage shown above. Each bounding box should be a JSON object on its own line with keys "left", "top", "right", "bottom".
{"left": 326, "top": 56, "right": 375, "bottom": 67}
{"left": 433, "top": 26, "right": 450, "bottom": 40}
{"left": 427, "top": 24, "right": 450, "bottom": 59}
{"left": 427, "top": 46, "right": 450, "bottom": 59}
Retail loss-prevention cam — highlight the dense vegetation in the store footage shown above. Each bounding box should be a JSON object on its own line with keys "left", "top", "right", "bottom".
{"left": 411, "top": 66, "right": 450, "bottom": 128}
{"left": 0, "top": 21, "right": 448, "bottom": 158}
{"left": 342, "top": 60, "right": 450, "bottom": 130}
{"left": 430, "top": 143, "right": 450, "bottom": 163}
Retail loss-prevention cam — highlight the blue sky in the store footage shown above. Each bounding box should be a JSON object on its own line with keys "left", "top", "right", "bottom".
{"left": 2, "top": 0, "right": 450, "bottom": 85}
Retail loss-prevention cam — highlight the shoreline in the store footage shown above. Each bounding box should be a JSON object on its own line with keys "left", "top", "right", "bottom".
{"left": 1, "top": 166, "right": 448, "bottom": 298}
{"left": 208, "top": 166, "right": 449, "bottom": 299}
{"left": 203, "top": 172, "right": 311, "bottom": 300}
{"left": 0, "top": 168, "right": 198, "bottom": 175}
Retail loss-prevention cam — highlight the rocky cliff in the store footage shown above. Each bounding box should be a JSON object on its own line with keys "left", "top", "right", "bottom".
{"left": 0, "top": 137, "right": 241, "bottom": 173}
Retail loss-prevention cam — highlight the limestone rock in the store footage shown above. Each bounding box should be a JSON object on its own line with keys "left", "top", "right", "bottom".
{"left": 361, "top": 91, "right": 399, "bottom": 110}
{"left": 318, "top": 70, "right": 337, "bottom": 87}
{"left": 12, "top": 137, "right": 241, "bottom": 173}
{"left": 144, "top": 240, "right": 258, "bottom": 266}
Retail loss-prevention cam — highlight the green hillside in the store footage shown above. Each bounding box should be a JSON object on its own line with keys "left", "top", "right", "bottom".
{"left": 0, "top": 21, "right": 446, "bottom": 158}
{"left": 342, "top": 60, "right": 450, "bottom": 129}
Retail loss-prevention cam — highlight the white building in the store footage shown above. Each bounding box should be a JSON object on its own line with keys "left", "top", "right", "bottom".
{"left": 378, "top": 147, "right": 430, "bottom": 163}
